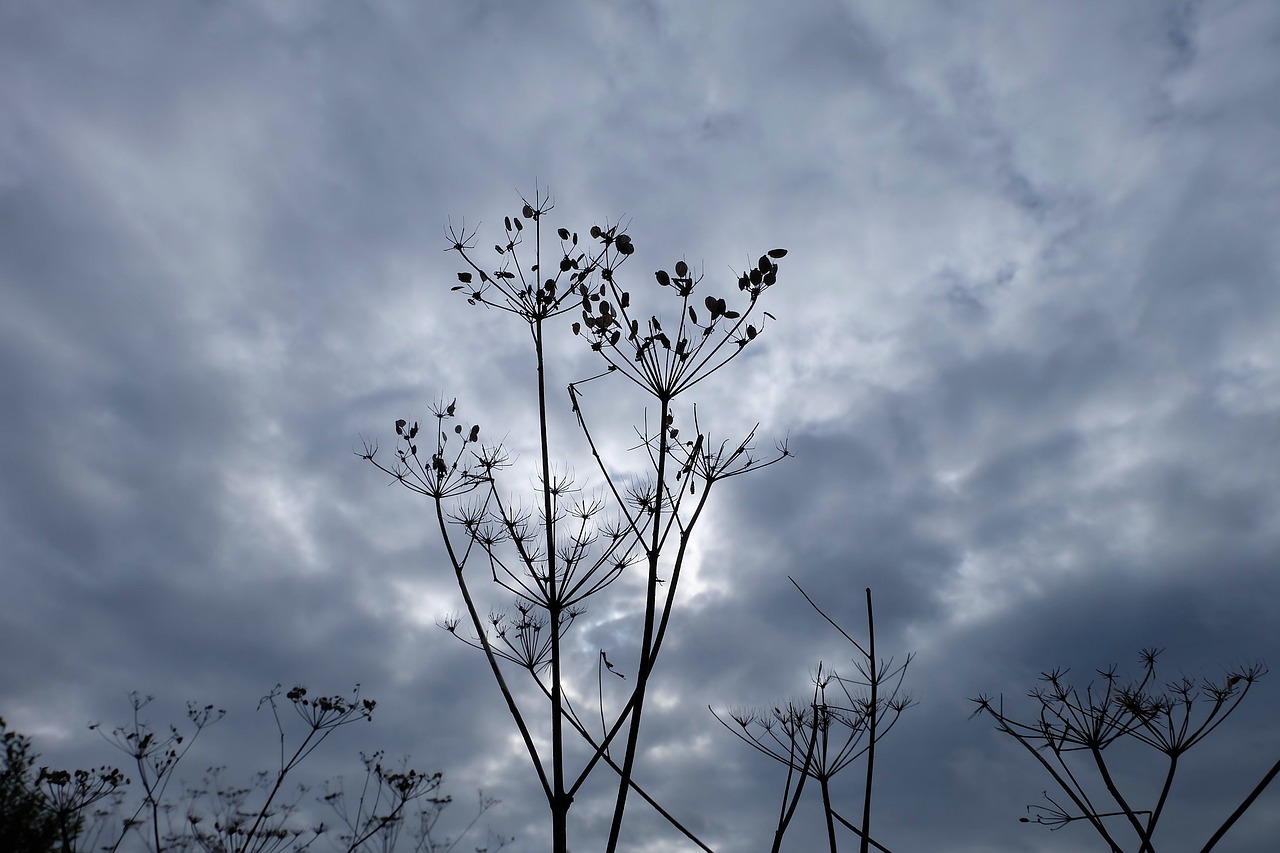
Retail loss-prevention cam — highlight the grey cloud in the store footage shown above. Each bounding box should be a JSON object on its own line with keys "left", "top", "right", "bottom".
{"left": 3, "top": 2, "right": 1279, "bottom": 852}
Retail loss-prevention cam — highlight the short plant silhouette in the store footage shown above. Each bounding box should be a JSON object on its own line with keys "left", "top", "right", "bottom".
{"left": 91, "top": 690, "right": 224, "bottom": 852}
{"left": 321, "top": 752, "right": 511, "bottom": 853}
{"left": 714, "top": 584, "right": 913, "bottom": 853}
{"left": 9, "top": 685, "right": 499, "bottom": 853}
{"left": 971, "top": 648, "right": 1278, "bottom": 852}
{"left": 362, "top": 188, "right": 789, "bottom": 852}
{"left": 161, "top": 684, "right": 375, "bottom": 853}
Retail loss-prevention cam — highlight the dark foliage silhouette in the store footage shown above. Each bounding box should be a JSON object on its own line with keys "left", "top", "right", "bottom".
{"left": 3, "top": 716, "right": 75, "bottom": 853}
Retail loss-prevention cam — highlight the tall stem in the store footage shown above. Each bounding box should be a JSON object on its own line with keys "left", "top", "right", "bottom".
{"left": 605, "top": 396, "right": 671, "bottom": 852}
{"left": 860, "top": 587, "right": 876, "bottom": 853}
{"left": 533, "top": 314, "right": 569, "bottom": 853}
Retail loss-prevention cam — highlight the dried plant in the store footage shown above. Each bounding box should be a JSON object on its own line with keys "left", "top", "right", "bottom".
{"left": 35, "top": 762, "right": 129, "bottom": 851}
{"left": 92, "top": 691, "right": 225, "bottom": 852}
{"left": 399, "top": 787, "right": 512, "bottom": 853}
{"left": 715, "top": 584, "right": 913, "bottom": 853}
{"left": 320, "top": 750, "right": 510, "bottom": 853}
{"left": 320, "top": 751, "right": 446, "bottom": 853}
{"left": 362, "top": 188, "right": 789, "bottom": 852}
{"left": 971, "top": 648, "right": 1278, "bottom": 852}
{"left": 162, "top": 684, "right": 375, "bottom": 853}
{"left": 13, "top": 685, "right": 494, "bottom": 853}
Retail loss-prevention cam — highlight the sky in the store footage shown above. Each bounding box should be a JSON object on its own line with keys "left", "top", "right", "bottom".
{"left": 2, "top": 1, "right": 1279, "bottom": 851}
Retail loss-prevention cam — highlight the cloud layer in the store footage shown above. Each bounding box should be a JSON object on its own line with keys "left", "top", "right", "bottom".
{"left": 3, "top": 2, "right": 1279, "bottom": 850}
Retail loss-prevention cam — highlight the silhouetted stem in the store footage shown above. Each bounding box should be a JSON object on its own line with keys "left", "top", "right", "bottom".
{"left": 531, "top": 305, "right": 570, "bottom": 853}
{"left": 770, "top": 760, "right": 806, "bottom": 853}
{"left": 435, "top": 499, "right": 551, "bottom": 801}
{"left": 1201, "top": 754, "right": 1280, "bottom": 852}
{"left": 1143, "top": 752, "right": 1179, "bottom": 845}
{"left": 771, "top": 704, "right": 818, "bottom": 853}
{"left": 829, "top": 809, "right": 896, "bottom": 853}
{"left": 985, "top": 711, "right": 1124, "bottom": 851}
{"left": 860, "top": 587, "right": 876, "bottom": 853}
{"left": 555, "top": 698, "right": 714, "bottom": 853}
{"left": 1089, "top": 740, "right": 1150, "bottom": 850}
{"left": 820, "top": 775, "right": 838, "bottom": 853}
{"left": 605, "top": 395, "right": 672, "bottom": 853}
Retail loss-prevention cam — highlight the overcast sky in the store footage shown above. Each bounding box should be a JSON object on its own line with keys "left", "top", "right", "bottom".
{"left": 3, "top": 1, "right": 1280, "bottom": 851}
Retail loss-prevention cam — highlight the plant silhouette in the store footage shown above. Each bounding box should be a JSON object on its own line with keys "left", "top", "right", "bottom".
{"left": 4, "top": 687, "right": 503, "bottom": 853}
{"left": 363, "top": 188, "right": 789, "bottom": 852}
{"left": 714, "top": 584, "right": 913, "bottom": 853}
{"left": 361, "top": 191, "right": 1279, "bottom": 852}
{"left": 972, "top": 648, "right": 1278, "bottom": 852}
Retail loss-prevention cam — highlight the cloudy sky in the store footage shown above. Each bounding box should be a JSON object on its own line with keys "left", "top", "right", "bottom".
{"left": 3, "top": 1, "right": 1280, "bottom": 851}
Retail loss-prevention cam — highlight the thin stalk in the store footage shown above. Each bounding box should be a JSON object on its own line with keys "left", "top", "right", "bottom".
{"left": 770, "top": 759, "right": 804, "bottom": 853}
{"left": 820, "top": 774, "right": 838, "bottom": 853}
{"left": 771, "top": 694, "right": 820, "bottom": 853}
{"left": 535, "top": 650, "right": 712, "bottom": 851}
{"left": 435, "top": 498, "right": 551, "bottom": 800}
{"left": 533, "top": 295, "right": 568, "bottom": 851}
{"left": 829, "top": 810, "right": 896, "bottom": 853}
{"left": 563, "top": 704, "right": 715, "bottom": 853}
{"left": 860, "top": 587, "right": 876, "bottom": 853}
{"left": 604, "top": 395, "right": 671, "bottom": 853}
{"left": 1201, "top": 755, "right": 1280, "bottom": 852}
{"left": 989, "top": 714, "right": 1124, "bottom": 851}
{"left": 241, "top": 728, "right": 325, "bottom": 849}
{"left": 1089, "top": 741, "right": 1151, "bottom": 850}
{"left": 1143, "top": 752, "right": 1179, "bottom": 845}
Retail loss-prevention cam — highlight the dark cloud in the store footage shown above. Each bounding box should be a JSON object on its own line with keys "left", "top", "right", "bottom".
{"left": 3, "top": 2, "right": 1278, "bottom": 851}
